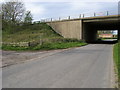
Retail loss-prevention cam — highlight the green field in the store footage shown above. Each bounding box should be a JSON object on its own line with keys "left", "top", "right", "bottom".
{"left": 113, "top": 41, "right": 120, "bottom": 87}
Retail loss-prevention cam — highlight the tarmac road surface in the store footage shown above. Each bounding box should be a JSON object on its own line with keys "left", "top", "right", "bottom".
{"left": 2, "top": 44, "right": 114, "bottom": 88}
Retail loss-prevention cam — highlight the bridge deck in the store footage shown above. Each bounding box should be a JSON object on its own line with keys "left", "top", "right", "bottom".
{"left": 47, "top": 15, "right": 119, "bottom": 23}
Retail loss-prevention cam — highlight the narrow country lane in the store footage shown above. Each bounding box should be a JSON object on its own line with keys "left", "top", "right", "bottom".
{"left": 2, "top": 44, "right": 114, "bottom": 88}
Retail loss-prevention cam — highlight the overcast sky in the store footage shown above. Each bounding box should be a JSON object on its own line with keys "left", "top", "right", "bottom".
{"left": 0, "top": 0, "right": 119, "bottom": 21}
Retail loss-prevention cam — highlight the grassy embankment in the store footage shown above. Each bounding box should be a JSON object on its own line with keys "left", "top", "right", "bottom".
{"left": 113, "top": 41, "right": 120, "bottom": 87}
{"left": 2, "top": 23, "right": 87, "bottom": 51}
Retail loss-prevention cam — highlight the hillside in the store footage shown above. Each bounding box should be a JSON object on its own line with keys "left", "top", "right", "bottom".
{"left": 2, "top": 23, "right": 62, "bottom": 43}
{"left": 2, "top": 23, "right": 86, "bottom": 51}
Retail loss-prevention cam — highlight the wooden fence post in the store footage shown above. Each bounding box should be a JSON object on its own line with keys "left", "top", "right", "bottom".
{"left": 107, "top": 11, "right": 109, "bottom": 16}
{"left": 94, "top": 12, "right": 96, "bottom": 17}
{"left": 79, "top": 14, "right": 81, "bottom": 18}
{"left": 68, "top": 16, "right": 70, "bottom": 19}
{"left": 83, "top": 14, "right": 84, "bottom": 18}
{"left": 51, "top": 18, "right": 52, "bottom": 22}
{"left": 59, "top": 17, "right": 60, "bottom": 21}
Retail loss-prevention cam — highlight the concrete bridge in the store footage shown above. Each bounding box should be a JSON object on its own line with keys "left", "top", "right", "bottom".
{"left": 47, "top": 15, "right": 119, "bottom": 43}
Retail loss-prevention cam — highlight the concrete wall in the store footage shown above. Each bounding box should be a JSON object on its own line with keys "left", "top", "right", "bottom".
{"left": 47, "top": 20, "right": 82, "bottom": 40}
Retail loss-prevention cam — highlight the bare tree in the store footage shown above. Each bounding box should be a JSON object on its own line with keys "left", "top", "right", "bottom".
{"left": 2, "top": 0, "right": 25, "bottom": 23}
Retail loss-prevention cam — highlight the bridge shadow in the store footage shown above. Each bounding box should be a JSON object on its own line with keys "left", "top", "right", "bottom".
{"left": 88, "top": 40, "right": 118, "bottom": 44}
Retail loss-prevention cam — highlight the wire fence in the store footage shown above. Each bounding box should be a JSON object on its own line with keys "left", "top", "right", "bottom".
{"left": 38, "top": 10, "right": 118, "bottom": 23}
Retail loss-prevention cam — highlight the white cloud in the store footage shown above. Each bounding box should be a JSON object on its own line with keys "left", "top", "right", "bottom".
{"left": 69, "top": 2, "right": 100, "bottom": 12}
{"left": 1, "top": 0, "right": 119, "bottom": 3}
{"left": 25, "top": 3, "right": 45, "bottom": 15}
{"left": 24, "top": 2, "right": 46, "bottom": 21}
{"left": 22, "top": 0, "right": 119, "bottom": 2}
{"left": 68, "top": 2, "right": 118, "bottom": 15}
{"left": 0, "top": 0, "right": 4, "bottom": 3}
{"left": 1, "top": 0, "right": 118, "bottom": 21}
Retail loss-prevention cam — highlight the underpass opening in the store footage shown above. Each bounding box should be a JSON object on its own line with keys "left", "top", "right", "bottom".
{"left": 83, "top": 18, "right": 119, "bottom": 44}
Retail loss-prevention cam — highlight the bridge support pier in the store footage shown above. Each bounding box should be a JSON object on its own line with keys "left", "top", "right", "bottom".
{"left": 118, "top": 30, "right": 120, "bottom": 41}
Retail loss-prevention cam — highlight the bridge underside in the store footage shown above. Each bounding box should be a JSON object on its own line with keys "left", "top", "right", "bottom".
{"left": 83, "top": 20, "right": 119, "bottom": 43}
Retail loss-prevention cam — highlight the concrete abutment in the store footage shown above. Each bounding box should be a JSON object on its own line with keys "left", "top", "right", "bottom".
{"left": 47, "top": 20, "right": 83, "bottom": 40}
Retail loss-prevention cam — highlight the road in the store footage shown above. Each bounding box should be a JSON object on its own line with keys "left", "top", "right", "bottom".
{"left": 2, "top": 44, "right": 114, "bottom": 88}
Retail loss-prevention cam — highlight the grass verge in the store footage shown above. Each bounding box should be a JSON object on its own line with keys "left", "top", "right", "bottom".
{"left": 2, "top": 42, "right": 87, "bottom": 51}
{"left": 113, "top": 41, "right": 120, "bottom": 87}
